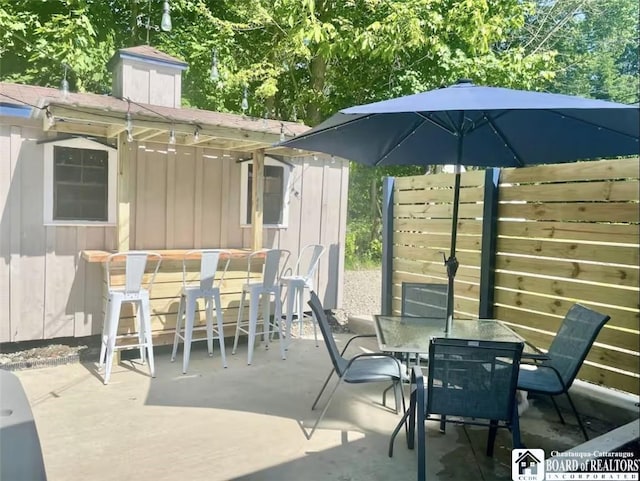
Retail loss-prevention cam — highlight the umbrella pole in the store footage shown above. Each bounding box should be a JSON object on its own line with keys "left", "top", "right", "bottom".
{"left": 445, "top": 167, "right": 461, "bottom": 334}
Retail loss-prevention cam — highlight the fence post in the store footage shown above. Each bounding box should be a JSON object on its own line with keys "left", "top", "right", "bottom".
{"left": 381, "top": 176, "right": 395, "bottom": 315}
{"left": 479, "top": 168, "right": 501, "bottom": 319}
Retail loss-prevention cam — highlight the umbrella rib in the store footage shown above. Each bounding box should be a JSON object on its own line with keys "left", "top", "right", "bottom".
{"left": 483, "top": 114, "right": 526, "bottom": 167}
{"left": 416, "top": 112, "right": 457, "bottom": 135}
{"left": 547, "top": 109, "right": 640, "bottom": 140}
{"left": 282, "top": 113, "right": 376, "bottom": 144}
{"left": 374, "top": 117, "right": 429, "bottom": 166}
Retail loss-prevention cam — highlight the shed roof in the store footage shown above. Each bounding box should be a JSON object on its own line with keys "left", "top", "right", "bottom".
{"left": 108, "top": 45, "right": 189, "bottom": 70}
{"left": 0, "top": 81, "right": 309, "bottom": 155}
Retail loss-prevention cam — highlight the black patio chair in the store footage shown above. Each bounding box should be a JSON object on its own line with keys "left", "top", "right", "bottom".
{"left": 517, "top": 304, "right": 610, "bottom": 441}
{"left": 389, "top": 338, "right": 524, "bottom": 481}
{"left": 306, "top": 291, "right": 406, "bottom": 439}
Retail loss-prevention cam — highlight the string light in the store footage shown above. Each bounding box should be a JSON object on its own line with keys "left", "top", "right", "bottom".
{"left": 241, "top": 85, "right": 249, "bottom": 114}
{"left": 280, "top": 123, "right": 285, "bottom": 142}
{"left": 160, "top": 1, "right": 172, "bottom": 32}
{"left": 168, "top": 127, "right": 176, "bottom": 144}
{"left": 210, "top": 49, "right": 220, "bottom": 82}
{"left": 193, "top": 126, "right": 200, "bottom": 141}
{"left": 125, "top": 112, "right": 134, "bottom": 142}
{"left": 60, "top": 63, "right": 69, "bottom": 99}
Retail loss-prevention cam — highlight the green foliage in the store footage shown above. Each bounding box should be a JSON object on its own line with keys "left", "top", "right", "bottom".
{"left": 1, "top": 0, "right": 636, "bottom": 267}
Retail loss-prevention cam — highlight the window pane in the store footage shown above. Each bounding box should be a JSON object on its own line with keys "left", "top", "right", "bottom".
{"left": 246, "top": 164, "right": 285, "bottom": 225}
{"left": 53, "top": 146, "right": 108, "bottom": 221}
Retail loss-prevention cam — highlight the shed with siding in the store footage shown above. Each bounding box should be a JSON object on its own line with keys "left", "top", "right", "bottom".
{"left": 0, "top": 45, "right": 348, "bottom": 344}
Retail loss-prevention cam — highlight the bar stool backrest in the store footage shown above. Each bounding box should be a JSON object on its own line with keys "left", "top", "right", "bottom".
{"left": 293, "top": 244, "right": 325, "bottom": 280}
{"left": 106, "top": 251, "right": 162, "bottom": 294}
{"left": 262, "top": 249, "right": 290, "bottom": 288}
{"left": 182, "top": 249, "right": 231, "bottom": 290}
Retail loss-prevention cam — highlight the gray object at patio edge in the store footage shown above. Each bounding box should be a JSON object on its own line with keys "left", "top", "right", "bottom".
{"left": 278, "top": 80, "right": 640, "bottom": 332}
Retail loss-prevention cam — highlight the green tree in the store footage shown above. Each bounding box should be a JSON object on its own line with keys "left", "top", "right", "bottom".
{"left": 4, "top": 0, "right": 606, "bottom": 267}
{"left": 512, "top": 0, "right": 639, "bottom": 103}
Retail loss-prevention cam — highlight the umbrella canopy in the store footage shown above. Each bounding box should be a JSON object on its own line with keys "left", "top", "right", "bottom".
{"left": 283, "top": 80, "right": 639, "bottom": 167}
{"left": 279, "top": 80, "right": 639, "bottom": 330}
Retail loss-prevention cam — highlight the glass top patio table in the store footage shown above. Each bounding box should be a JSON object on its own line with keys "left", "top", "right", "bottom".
{"left": 374, "top": 316, "right": 542, "bottom": 357}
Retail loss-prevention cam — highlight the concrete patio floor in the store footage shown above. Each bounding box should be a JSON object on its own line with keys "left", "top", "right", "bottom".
{"left": 13, "top": 332, "right": 625, "bottom": 481}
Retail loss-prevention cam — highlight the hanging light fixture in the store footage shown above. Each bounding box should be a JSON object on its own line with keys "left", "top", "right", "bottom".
{"left": 241, "top": 85, "right": 249, "bottom": 114}
{"left": 125, "top": 112, "right": 134, "bottom": 142}
{"left": 210, "top": 49, "right": 220, "bottom": 82}
{"left": 60, "top": 64, "right": 69, "bottom": 99}
{"left": 160, "top": 1, "right": 172, "bottom": 32}
{"left": 137, "top": 0, "right": 172, "bottom": 44}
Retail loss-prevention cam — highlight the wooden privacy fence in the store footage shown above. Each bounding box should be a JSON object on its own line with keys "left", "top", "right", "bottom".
{"left": 384, "top": 157, "right": 639, "bottom": 394}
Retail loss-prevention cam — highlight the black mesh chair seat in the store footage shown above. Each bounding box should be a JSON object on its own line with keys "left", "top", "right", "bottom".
{"left": 518, "top": 366, "right": 565, "bottom": 393}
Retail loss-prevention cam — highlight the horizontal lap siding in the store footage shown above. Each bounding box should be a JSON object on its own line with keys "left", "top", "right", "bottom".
{"left": 391, "top": 158, "right": 639, "bottom": 394}
{"left": 495, "top": 157, "right": 639, "bottom": 394}
{"left": 392, "top": 170, "right": 485, "bottom": 319}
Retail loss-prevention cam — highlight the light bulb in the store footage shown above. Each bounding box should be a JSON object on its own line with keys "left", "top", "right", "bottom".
{"left": 280, "top": 123, "right": 285, "bottom": 142}
{"left": 125, "top": 112, "right": 133, "bottom": 132}
{"left": 160, "top": 1, "right": 172, "bottom": 32}
{"left": 168, "top": 128, "right": 176, "bottom": 144}
{"left": 60, "top": 78, "right": 69, "bottom": 99}
{"left": 241, "top": 86, "right": 249, "bottom": 113}
{"left": 127, "top": 131, "right": 134, "bottom": 143}
{"left": 193, "top": 127, "right": 200, "bottom": 142}
{"left": 210, "top": 50, "right": 220, "bottom": 81}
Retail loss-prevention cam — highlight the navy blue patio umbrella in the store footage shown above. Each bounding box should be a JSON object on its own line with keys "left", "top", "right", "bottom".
{"left": 279, "top": 80, "right": 640, "bottom": 331}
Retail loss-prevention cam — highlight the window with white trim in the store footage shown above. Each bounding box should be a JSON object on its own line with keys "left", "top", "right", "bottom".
{"left": 43, "top": 137, "right": 117, "bottom": 225}
{"left": 240, "top": 156, "right": 290, "bottom": 227}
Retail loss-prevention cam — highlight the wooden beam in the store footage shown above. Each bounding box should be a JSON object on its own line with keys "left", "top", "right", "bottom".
{"left": 117, "top": 132, "right": 131, "bottom": 250}
{"left": 251, "top": 149, "right": 264, "bottom": 250}
{"left": 47, "top": 105, "right": 283, "bottom": 145}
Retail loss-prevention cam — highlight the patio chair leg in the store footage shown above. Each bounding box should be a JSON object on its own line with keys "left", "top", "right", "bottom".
{"left": 550, "top": 395, "right": 566, "bottom": 424}
{"left": 486, "top": 420, "right": 498, "bottom": 457}
{"left": 388, "top": 398, "right": 412, "bottom": 457}
{"left": 311, "top": 369, "right": 336, "bottom": 410}
{"left": 510, "top": 408, "right": 523, "bottom": 449}
{"left": 307, "top": 375, "right": 345, "bottom": 439}
{"left": 566, "top": 392, "right": 589, "bottom": 441}
{"left": 382, "top": 383, "right": 393, "bottom": 409}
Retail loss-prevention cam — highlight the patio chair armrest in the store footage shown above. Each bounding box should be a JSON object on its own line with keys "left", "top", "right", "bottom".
{"left": 524, "top": 352, "right": 550, "bottom": 362}
{"left": 345, "top": 352, "right": 405, "bottom": 380}
{"left": 519, "top": 362, "right": 569, "bottom": 393}
{"left": 340, "top": 334, "right": 377, "bottom": 356}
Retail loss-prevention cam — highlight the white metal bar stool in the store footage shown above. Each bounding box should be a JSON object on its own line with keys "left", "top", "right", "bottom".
{"left": 99, "top": 251, "right": 162, "bottom": 385}
{"left": 171, "top": 249, "right": 231, "bottom": 373}
{"left": 281, "top": 244, "right": 325, "bottom": 348}
{"left": 232, "top": 249, "right": 290, "bottom": 365}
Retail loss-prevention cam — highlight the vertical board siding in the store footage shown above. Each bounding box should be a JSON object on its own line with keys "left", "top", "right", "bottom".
{"left": 0, "top": 123, "right": 116, "bottom": 342}
{"left": 392, "top": 158, "right": 639, "bottom": 394}
{"left": 1, "top": 121, "right": 348, "bottom": 344}
{"left": 0, "top": 125, "right": 12, "bottom": 341}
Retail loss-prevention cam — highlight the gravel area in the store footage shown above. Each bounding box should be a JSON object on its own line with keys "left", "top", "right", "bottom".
{"left": 0, "top": 269, "right": 381, "bottom": 369}
{"left": 332, "top": 268, "right": 381, "bottom": 323}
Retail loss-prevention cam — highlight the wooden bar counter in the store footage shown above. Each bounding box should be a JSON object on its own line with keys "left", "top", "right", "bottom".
{"left": 82, "top": 249, "right": 263, "bottom": 345}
